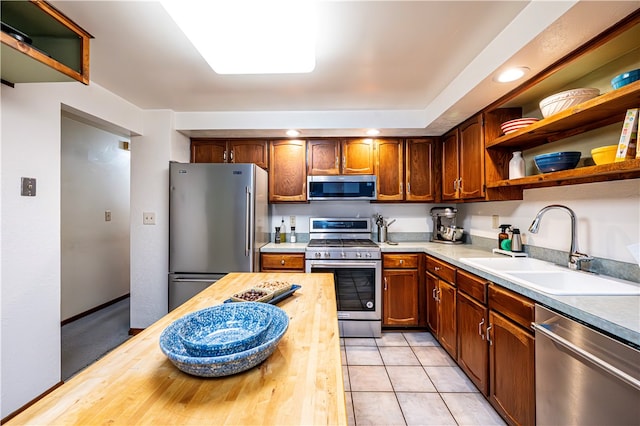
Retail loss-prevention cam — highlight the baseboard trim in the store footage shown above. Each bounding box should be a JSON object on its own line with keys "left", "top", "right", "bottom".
{"left": 129, "top": 328, "right": 145, "bottom": 336}
{"left": 1, "top": 381, "right": 63, "bottom": 424}
{"left": 61, "top": 293, "right": 130, "bottom": 326}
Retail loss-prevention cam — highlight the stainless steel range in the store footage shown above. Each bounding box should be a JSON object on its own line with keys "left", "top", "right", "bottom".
{"left": 305, "top": 217, "right": 382, "bottom": 338}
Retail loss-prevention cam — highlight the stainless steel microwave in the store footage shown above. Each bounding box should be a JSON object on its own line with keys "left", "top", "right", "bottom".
{"left": 307, "top": 175, "right": 377, "bottom": 201}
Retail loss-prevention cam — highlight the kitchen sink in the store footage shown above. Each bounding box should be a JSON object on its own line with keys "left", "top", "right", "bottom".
{"left": 459, "top": 257, "right": 559, "bottom": 272}
{"left": 505, "top": 271, "right": 640, "bottom": 295}
{"left": 459, "top": 257, "right": 640, "bottom": 295}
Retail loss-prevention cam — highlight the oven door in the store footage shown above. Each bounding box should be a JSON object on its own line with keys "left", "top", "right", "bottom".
{"left": 306, "top": 259, "right": 381, "bottom": 321}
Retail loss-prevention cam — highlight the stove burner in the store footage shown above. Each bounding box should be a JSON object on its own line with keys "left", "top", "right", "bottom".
{"left": 307, "top": 238, "right": 378, "bottom": 248}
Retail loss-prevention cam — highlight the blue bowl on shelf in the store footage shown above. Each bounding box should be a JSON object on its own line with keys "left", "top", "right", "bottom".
{"left": 534, "top": 151, "right": 581, "bottom": 173}
{"left": 611, "top": 69, "right": 640, "bottom": 89}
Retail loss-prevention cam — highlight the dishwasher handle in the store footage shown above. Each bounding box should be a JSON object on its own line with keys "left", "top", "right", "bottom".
{"left": 532, "top": 322, "right": 640, "bottom": 391}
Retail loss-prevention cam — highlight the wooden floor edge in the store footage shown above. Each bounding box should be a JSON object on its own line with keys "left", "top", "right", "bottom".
{"left": 1, "top": 381, "right": 64, "bottom": 424}
{"left": 129, "top": 327, "right": 145, "bottom": 336}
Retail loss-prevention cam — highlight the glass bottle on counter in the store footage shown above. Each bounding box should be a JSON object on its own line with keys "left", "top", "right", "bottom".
{"left": 280, "top": 218, "right": 286, "bottom": 243}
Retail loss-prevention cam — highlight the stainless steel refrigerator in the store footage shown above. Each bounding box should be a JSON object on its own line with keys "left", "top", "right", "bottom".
{"left": 169, "top": 162, "right": 268, "bottom": 310}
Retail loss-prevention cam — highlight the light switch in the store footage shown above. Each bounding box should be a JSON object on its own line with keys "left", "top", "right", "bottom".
{"left": 21, "top": 177, "right": 36, "bottom": 196}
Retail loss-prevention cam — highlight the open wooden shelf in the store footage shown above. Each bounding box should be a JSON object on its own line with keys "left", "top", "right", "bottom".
{"left": 486, "top": 80, "right": 640, "bottom": 151}
{"left": 487, "top": 158, "right": 640, "bottom": 190}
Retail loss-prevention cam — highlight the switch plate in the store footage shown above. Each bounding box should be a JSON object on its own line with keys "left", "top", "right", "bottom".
{"left": 492, "top": 215, "right": 499, "bottom": 229}
{"left": 105, "top": 210, "right": 112, "bottom": 222}
{"left": 21, "top": 177, "right": 36, "bottom": 196}
{"left": 143, "top": 212, "right": 156, "bottom": 225}
{"left": 290, "top": 216, "right": 296, "bottom": 227}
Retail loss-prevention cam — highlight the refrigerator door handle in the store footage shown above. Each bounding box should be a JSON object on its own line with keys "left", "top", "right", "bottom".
{"left": 245, "top": 187, "right": 251, "bottom": 256}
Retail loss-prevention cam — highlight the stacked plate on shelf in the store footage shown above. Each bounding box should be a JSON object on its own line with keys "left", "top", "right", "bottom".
{"left": 159, "top": 302, "right": 289, "bottom": 377}
{"left": 500, "top": 118, "right": 539, "bottom": 135}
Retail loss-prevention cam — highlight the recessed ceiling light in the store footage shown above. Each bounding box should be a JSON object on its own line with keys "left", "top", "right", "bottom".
{"left": 366, "top": 129, "right": 380, "bottom": 136}
{"left": 494, "top": 67, "right": 530, "bottom": 83}
{"left": 286, "top": 129, "right": 300, "bottom": 137}
{"left": 162, "top": 1, "right": 317, "bottom": 75}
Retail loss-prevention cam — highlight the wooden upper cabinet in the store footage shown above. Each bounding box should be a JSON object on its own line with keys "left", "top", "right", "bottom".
{"left": 441, "top": 130, "right": 460, "bottom": 201}
{"left": 376, "top": 138, "right": 404, "bottom": 201}
{"left": 458, "top": 114, "right": 485, "bottom": 199}
{"left": 405, "top": 138, "right": 435, "bottom": 202}
{"left": 269, "top": 140, "right": 307, "bottom": 203}
{"left": 1, "top": 1, "right": 92, "bottom": 85}
{"left": 342, "top": 139, "right": 375, "bottom": 174}
{"left": 191, "top": 140, "right": 227, "bottom": 163}
{"left": 307, "top": 139, "right": 340, "bottom": 175}
{"left": 308, "top": 138, "right": 375, "bottom": 175}
{"left": 191, "top": 139, "right": 268, "bottom": 169}
{"left": 228, "top": 140, "right": 268, "bottom": 169}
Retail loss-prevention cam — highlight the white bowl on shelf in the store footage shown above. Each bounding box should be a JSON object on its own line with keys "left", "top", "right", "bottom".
{"left": 539, "top": 88, "right": 600, "bottom": 118}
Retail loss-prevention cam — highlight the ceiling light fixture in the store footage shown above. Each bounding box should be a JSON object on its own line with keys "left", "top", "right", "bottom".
{"left": 366, "top": 129, "right": 380, "bottom": 136}
{"left": 286, "top": 129, "right": 300, "bottom": 137}
{"left": 494, "top": 67, "right": 530, "bottom": 83}
{"left": 161, "top": 1, "right": 317, "bottom": 75}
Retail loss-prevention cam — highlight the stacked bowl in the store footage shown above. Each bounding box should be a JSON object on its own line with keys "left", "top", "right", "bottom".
{"left": 539, "top": 88, "right": 600, "bottom": 118}
{"left": 534, "top": 151, "right": 581, "bottom": 173}
{"left": 500, "top": 118, "right": 539, "bottom": 135}
{"left": 160, "top": 302, "right": 289, "bottom": 377}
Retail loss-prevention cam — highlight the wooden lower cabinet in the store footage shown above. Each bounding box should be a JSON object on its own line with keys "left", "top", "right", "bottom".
{"left": 426, "top": 272, "right": 439, "bottom": 333}
{"left": 457, "top": 292, "right": 489, "bottom": 395}
{"left": 382, "top": 253, "right": 423, "bottom": 326}
{"left": 437, "top": 280, "right": 457, "bottom": 358}
{"left": 383, "top": 269, "right": 419, "bottom": 326}
{"left": 260, "top": 253, "right": 305, "bottom": 272}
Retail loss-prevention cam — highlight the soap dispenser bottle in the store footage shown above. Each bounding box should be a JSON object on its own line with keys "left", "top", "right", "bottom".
{"left": 498, "top": 224, "right": 511, "bottom": 249}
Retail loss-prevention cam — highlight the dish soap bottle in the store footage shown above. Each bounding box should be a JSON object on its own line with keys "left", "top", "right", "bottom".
{"left": 280, "top": 218, "right": 286, "bottom": 243}
{"left": 498, "top": 224, "right": 511, "bottom": 249}
{"left": 509, "top": 151, "right": 525, "bottom": 179}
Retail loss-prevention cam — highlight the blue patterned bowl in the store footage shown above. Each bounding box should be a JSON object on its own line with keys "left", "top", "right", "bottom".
{"left": 178, "top": 303, "right": 272, "bottom": 357}
{"left": 534, "top": 151, "right": 581, "bottom": 173}
{"left": 160, "top": 303, "right": 289, "bottom": 377}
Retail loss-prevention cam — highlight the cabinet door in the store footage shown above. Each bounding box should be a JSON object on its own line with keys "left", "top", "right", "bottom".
{"left": 458, "top": 114, "right": 485, "bottom": 199}
{"left": 308, "top": 139, "right": 340, "bottom": 175}
{"left": 376, "top": 139, "right": 404, "bottom": 201}
{"left": 405, "top": 138, "right": 435, "bottom": 202}
{"left": 437, "top": 279, "right": 457, "bottom": 359}
{"left": 229, "top": 140, "right": 268, "bottom": 169}
{"left": 441, "top": 129, "right": 459, "bottom": 200}
{"left": 383, "top": 269, "right": 419, "bottom": 326}
{"left": 269, "top": 140, "right": 307, "bottom": 202}
{"left": 457, "top": 292, "right": 489, "bottom": 395}
{"left": 342, "top": 139, "right": 375, "bottom": 174}
{"left": 489, "top": 310, "right": 535, "bottom": 426}
{"left": 191, "top": 140, "right": 227, "bottom": 163}
{"left": 426, "top": 272, "right": 439, "bottom": 335}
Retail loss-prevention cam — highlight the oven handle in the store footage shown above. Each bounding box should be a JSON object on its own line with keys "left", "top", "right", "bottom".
{"left": 308, "top": 261, "right": 380, "bottom": 268}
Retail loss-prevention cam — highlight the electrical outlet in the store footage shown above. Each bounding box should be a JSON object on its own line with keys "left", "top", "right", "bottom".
{"left": 290, "top": 216, "right": 296, "bottom": 227}
{"left": 492, "top": 215, "right": 499, "bottom": 229}
{"left": 143, "top": 212, "right": 156, "bottom": 225}
{"left": 105, "top": 210, "right": 112, "bottom": 222}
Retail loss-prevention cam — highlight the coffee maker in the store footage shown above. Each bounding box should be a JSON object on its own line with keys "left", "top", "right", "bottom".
{"left": 430, "top": 207, "right": 464, "bottom": 244}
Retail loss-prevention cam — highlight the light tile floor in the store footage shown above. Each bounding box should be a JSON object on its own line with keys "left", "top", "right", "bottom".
{"left": 342, "top": 331, "right": 506, "bottom": 426}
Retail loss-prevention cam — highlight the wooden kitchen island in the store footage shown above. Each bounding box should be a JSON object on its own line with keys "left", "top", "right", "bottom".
{"left": 8, "top": 273, "right": 347, "bottom": 425}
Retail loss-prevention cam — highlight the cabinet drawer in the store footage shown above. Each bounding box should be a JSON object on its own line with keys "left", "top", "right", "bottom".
{"left": 457, "top": 269, "right": 489, "bottom": 304}
{"left": 488, "top": 284, "right": 534, "bottom": 330}
{"left": 261, "top": 253, "right": 305, "bottom": 271}
{"left": 383, "top": 254, "right": 419, "bottom": 269}
{"left": 426, "top": 256, "right": 456, "bottom": 283}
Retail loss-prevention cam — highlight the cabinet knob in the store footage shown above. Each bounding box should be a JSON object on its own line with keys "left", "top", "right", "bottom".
{"left": 434, "top": 266, "right": 440, "bottom": 271}
{"left": 400, "top": 259, "right": 404, "bottom": 265}
{"left": 280, "top": 259, "right": 285, "bottom": 265}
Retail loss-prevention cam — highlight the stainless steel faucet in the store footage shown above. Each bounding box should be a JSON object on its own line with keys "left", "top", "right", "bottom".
{"left": 528, "top": 204, "right": 593, "bottom": 270}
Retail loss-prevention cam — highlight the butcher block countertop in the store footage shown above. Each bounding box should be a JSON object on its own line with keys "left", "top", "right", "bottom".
{"left": 9, "top": 273, "right": 346, "bottom": 426}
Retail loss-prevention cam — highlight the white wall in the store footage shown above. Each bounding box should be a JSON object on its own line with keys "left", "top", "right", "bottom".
{"left": 61, "top": 116, "right": 130, "bottom": 321}
{"left": 461, "top": 180, "right": 640, "bottom": 264}
{"left": 0, "top": 81, "right": 144, "bottom": 418}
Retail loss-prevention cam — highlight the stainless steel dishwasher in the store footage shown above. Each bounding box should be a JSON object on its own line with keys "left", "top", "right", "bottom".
{"left": 533, "top": 305, "right": 640, "bottom": 425}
